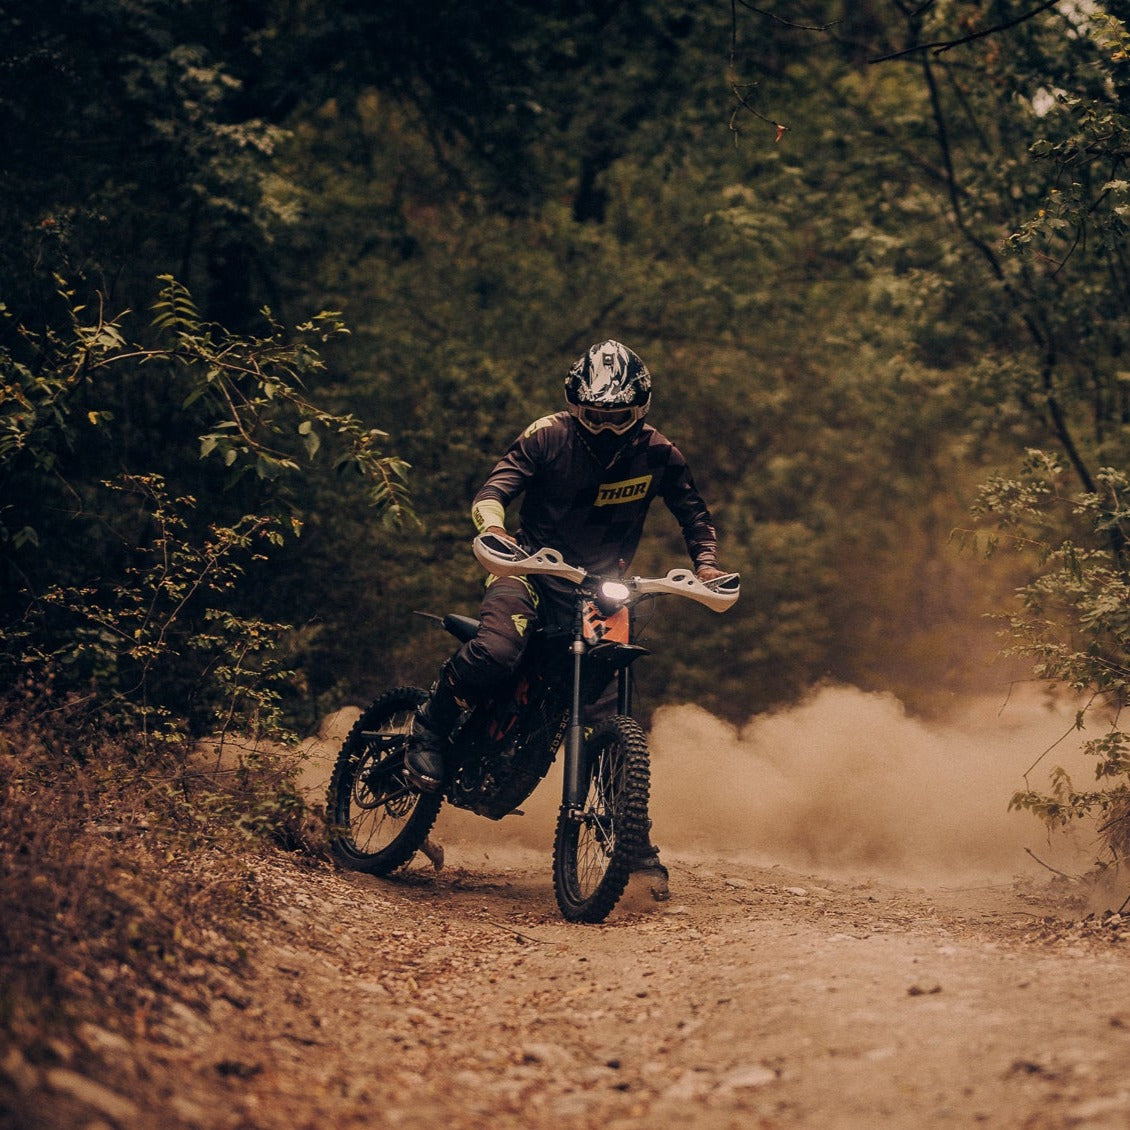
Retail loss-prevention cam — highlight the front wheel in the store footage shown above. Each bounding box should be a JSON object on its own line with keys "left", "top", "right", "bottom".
{"left": 553, "top": 715, "right": 651, "bottom": 923}
{"left": 326, "top": 687, "right": 443, "bottom": 875}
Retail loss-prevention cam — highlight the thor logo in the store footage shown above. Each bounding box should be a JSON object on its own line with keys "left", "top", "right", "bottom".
{"left": 594, "top": 475, "right": 652, "bottom": 507}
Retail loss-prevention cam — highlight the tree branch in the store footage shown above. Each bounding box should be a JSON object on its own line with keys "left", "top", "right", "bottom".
{"left": 870, "top": 0, "right": 1062, "bottom": 63}
{"left": 732, "top": 0, "right": 839, "bottom": 33}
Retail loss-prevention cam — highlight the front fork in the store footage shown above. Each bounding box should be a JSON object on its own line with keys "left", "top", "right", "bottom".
{"left": 561, "top": 606, "right": 633, "bottom": 811}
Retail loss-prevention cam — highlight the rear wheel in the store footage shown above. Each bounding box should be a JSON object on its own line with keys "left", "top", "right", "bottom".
{"left": 553, "top": 715, "right": 651, "bottom": 923}
{"left": 326, "top": 688, "right": 442, "bottom": 875}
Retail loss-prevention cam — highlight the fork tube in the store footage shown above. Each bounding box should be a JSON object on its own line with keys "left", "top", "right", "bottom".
{"left": 563, "top": 598, "right": 587, "bottom": 808}
{"left": 617, "top": 603, "right": 635, "bottom": 714}
{"left": 617, "top": 663, "right": 632, "bottom": 716}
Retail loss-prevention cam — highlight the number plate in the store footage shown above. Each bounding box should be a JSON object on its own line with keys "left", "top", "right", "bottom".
{"left": 582, "top": 602, "right": 629, "bottom": 644}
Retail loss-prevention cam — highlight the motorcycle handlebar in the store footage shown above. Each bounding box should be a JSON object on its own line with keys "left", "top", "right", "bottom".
{"left": 472, "top": 535, "right": 740, "bottom": 613}
{"left": 473, "top": 535, "right": 588, "bottom": 584}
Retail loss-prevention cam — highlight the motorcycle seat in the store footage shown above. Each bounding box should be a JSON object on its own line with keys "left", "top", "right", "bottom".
{"left": 443, "top": 613, "right": 481, "bottom": 642}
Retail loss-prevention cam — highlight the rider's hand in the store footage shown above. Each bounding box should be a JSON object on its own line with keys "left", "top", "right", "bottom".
{"left": 486, "top": 525, "right": 518, "bottom": 545}
{"left": 696, "top": 564, "right": 728, "bottom": 583}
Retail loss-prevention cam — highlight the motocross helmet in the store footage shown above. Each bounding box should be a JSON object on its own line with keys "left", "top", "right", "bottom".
{"left": 564, "top": 340, "right": 652, "bottom": 435}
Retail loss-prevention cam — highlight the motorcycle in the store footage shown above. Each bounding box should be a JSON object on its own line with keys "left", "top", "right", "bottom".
{"left": 325, "top": 533, "right": 740, "bottom": 923}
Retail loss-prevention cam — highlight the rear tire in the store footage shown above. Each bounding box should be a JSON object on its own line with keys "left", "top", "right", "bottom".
{"left": 553, "top": 715, "right": 651, "bottom": 923}
{"left": 326, "top": 688, "right": 442, "bottom": 875}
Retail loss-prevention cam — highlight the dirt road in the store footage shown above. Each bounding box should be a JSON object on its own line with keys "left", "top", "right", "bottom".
{"left": 19, "top": 687, "right": 1130, "bottom": 1129}
{"left": 25, "top": 838, "right": 1130, "bottom": 1130}
{"left": 266, "top": 844, "right": 1130, "bottom": 1130}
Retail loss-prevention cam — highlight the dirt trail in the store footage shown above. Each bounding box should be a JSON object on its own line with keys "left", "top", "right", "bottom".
{"left": 17, "top": 686, "right": 1130, "bottom": 1129}
{"left": 31, "top": 842, "right": 1130, "bottom": 1130}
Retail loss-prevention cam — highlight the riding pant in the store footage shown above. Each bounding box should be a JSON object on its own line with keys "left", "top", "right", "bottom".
{"left": 447, "top": 576, "right": 548, "bottom": 693}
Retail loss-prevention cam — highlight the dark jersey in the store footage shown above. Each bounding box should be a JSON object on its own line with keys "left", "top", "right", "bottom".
{"left": 471, "top": 412, "right": 718, "bottom": 579}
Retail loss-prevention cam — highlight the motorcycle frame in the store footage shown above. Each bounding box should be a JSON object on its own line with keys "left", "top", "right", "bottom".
{"left": 469, "top": 532, "right": 738, "bottom": 817}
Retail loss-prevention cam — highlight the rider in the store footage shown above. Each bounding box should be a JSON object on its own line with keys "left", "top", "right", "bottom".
{"left": 405, "top": 340, "right": 729, "bottom": 893}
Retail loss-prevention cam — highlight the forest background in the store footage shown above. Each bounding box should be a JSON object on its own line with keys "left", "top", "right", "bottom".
{"left": 4, "top": 0, "right": 1130, "bottom": 833}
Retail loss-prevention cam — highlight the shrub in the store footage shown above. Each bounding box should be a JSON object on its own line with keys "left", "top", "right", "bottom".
{"left": 1, "top": 276, "right": 412, "bottom": 747}
{"left": 972, "top": 450, "right": 1130, "bottom": 856}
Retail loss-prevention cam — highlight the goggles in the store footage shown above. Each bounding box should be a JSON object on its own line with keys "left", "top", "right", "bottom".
{"left": 571, "top": 402, "right": 646, "bottom": 435}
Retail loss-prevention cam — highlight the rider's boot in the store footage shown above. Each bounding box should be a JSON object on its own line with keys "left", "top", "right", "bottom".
{"left": 630, "top": 839, "right": 670, "bottom": 902}
{"left": 404, "top": 665, "right": 466, "bottom": 793}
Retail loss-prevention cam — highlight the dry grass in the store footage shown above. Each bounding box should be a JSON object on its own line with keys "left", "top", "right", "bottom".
{"left": 0, "top": 706, "right": 325, "bottom": 1068}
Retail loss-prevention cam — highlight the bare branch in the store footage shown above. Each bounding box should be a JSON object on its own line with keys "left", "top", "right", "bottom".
{"left": 870, "top": 0, "right": 1062, "bottom": 63}
{"left": 733, "top": 0, "right": 840, "bottom": 33}
{"left": 727, "top": 0, "right": 797, "bottom": 143}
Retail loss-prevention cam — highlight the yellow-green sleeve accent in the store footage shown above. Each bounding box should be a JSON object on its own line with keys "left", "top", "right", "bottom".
{"left": 471, "top": 498, "right": 507, "bottom": 533}
{"left": 523, "top": 415, "right": 556, "bottom": 438}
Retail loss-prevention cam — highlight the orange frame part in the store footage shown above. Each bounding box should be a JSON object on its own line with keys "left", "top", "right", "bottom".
{"left": 581, "top": 603, "right": 630, "bottom": 645}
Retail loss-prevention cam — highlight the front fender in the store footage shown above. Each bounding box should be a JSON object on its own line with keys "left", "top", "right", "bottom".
{"left": 581, "top": 642, "right": 649, "bottom": 704}
{"left": 589, "top": 641, "right": 650, "bottom": 668}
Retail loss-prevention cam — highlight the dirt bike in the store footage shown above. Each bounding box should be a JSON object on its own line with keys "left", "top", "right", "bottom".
{"left": 325, "top": 533, "right": 740, "bottom": 923}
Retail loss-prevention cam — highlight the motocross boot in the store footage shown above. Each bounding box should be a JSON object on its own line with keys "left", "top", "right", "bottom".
{"left": 630, "top": 840, "right": 670, "bottom": 902}
{"left": 404, "top": 665, "right": 466, "bottom": 793}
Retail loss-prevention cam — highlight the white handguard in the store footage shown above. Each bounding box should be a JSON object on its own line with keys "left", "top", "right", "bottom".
{"left": 473, "top": 534, "right": 587, "bottom": 585}
{"left": 473, "top": 535, "right": 740, "bottom": 612}
{"left": 633, "top": 569, "right": 741, "bottom": 613}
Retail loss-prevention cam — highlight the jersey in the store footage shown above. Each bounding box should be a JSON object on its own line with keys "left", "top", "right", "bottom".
{"left": 471, "top": 412, "right": 718, "bottom": 581}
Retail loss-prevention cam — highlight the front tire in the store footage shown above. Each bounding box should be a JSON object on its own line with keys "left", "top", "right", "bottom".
{"left": 553, "top": 715, "right": 651, "bottom": 923}
{"left": 326, "top": 688, "right": 442, "bottom": 875}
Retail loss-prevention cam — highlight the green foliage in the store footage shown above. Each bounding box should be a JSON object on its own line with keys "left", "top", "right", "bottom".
{"left": 973, "top": 451, "right": 1130, "bottom": 843}
{"left": 1, "top": 277, "right": 411, "bottom": 744}
{"left": 146, "top": 275, "right": 412, "bottom": 519}
{"left": 9, "top": 0, "right": 1130, "bottom": 747}
{"left": 29, "top": 474, "right": 287, "bottom": 742}
{"left": 261, "top": 3, "right": 1044, "bottom": 721}
{"left": 0, "top": 2, "right": 306, "bottom": 332}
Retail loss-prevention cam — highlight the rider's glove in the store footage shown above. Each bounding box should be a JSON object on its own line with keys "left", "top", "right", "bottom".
{"left": 696, "top": 564, "right": 727, "bottom": 583}
{"left": 486, "top": 525, "right": 519, "bottom": 546}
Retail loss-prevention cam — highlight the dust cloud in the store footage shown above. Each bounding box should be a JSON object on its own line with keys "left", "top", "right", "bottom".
{"left": 301, "top": 684, "right": 1102, "bottom": 885}
{"left": 646, "top": 684, "right": 1097, "bottom": 883}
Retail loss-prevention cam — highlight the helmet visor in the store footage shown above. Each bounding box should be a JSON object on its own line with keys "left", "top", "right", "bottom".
{"left": 574, "top": 404, "right": 643, "bottom": 434}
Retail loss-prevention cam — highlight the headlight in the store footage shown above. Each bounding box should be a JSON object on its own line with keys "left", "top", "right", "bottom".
{"left": 600, "top": 581, "right": 631, "bottom": 603}
{"left": 597, "top": 581, "right": 631, "bottom": 611}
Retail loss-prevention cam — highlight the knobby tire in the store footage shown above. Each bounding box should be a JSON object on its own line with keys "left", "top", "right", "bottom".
{"left": 325, "top": 687, "right": 442, "bottom": 876}
{"left": 553, "top": 714, "right": 651, "bottom": 923}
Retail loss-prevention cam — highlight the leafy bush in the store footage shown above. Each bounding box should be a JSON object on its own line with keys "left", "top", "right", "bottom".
{"left": 973, "top": 450, "right": 1130, "bottom": 854}
{"left": 1, "top": 277, "right": 411, "bottom": 747}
